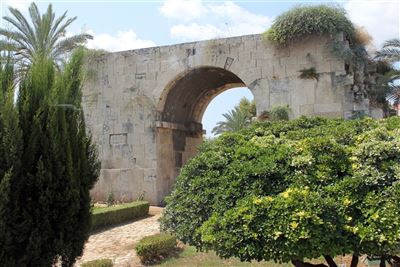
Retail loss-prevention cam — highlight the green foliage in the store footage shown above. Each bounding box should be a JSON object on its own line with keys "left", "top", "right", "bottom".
{"left": 106, "top": 191, "right": 115, "bottom": 207}
{"left": 349, "top": 110, "right": 368, "bottom": 120}
{"left": 298, "top": 67, "right": 319, "bottom": 81}
{"left": 91, "top": 201, "right": 149, "bottom": 230}
{"left": 269, "top": 106, "right": 290, "bottom": 121}
{"left": 161, "top": 116, "right": 400, "bottom": 266}
{"left": 0, "top": 49, "right": 100, "bottom": 266}
{"left": 135, "top": 233, "right": 177, "bottom": 263}
{"left": 212, "top": 97, "right": 255, "bottom": 135}
{"left": 329, "top": 41, "right": 368, "bottom": 66}
{"left": 237, "top": 97, "right": 256, "bottom": 119}
{"left": 0, "top": 3, "right": 92, "bottom": 70}
{"left": 81, "top": 259, "right": 113, "bottom": 267}
{"left": 264, "top": 5, "right": 355, "bottom": 45}
{"left": 374, "top": 39, "right": 400, "bottom": 105}
{"left": 376, "top": 39, "right": 400, "bottom": 63}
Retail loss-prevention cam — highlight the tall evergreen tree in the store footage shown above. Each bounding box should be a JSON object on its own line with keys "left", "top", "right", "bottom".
{"left": 0, "top": 49, "right": 100, "bottom": 266}
{"left": 0, "top": 56, "right": 22, "bottom": 267}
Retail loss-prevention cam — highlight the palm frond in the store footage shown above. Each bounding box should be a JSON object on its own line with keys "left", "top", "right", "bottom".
{"left": 382, "top": 38, "right": 400, "bottom": 48}
{"left": 49, "top": 17, "right": 77, "bottom": 48}
{"left": 0, "top": 2, "right": 88, "bottom": 73}
{"left": 49, "top": 11, "right": 68, "bottom": 39}
{"left": 5, "top": 7, "right": 35, "bottom": 43}
{"left": 51, "top": 34, "right": 92, "bottom": 58}
{"left": 375, "top": 48, "right": 400, "bottom": 62}
{"left": 0, "top": 40, "right": 19, "bottom": 53}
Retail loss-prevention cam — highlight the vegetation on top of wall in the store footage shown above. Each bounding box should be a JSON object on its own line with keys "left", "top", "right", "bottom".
{"left": 264, "top": 5, "right": 355, "bottom": 46}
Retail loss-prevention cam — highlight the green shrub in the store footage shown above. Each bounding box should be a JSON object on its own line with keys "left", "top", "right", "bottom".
{"left": 91, "top": 201, "right": 149, "bottom": 230}
{"left": 81, "top": 259, "right": 113, "bottom": 267}
{"left": 264, "top": 5, "right": 355, "bottom": 45}
{"left": 268, "top": 105, "right": 290, "bottom": 121}
{"left": 160, "top": 116, "right": 400, "bottom": 266}
{"left": 106, "top": 191, "right": 115, "bottom": 207}
{"left": 135, "top": 233, "right": 177, "bottom": 263}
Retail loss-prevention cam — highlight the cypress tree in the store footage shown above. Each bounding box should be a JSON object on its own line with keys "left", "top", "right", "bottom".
{"left": 0, "top": 49, "right": 100, "bottom": 266}
{"left": 0, "top": 56, "right": 22, "bottom": 267}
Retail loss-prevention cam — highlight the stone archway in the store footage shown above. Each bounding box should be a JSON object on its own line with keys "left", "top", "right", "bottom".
{"left": 155, "top": 66, "right": 251, "bottom": 200}
{"left": 83, "top": 33, "right": 363, "bottom": 205}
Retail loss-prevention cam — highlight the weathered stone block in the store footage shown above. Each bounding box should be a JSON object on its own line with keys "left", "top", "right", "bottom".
{"left": 314, "top": 103, "right": 342, "bottom": 113}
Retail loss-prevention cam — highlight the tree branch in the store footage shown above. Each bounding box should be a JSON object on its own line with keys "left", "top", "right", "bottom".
{"left": 350, "top": 254, "right": 358, "bottom": 267}
{"left": 324, "top": 255, "right": 338, "bottom": 267}
{"left": 392, "top": 256, "right": 400, "bottom": 264}
{"left": 380, "top": 256, "right": 386, "bottom": 267}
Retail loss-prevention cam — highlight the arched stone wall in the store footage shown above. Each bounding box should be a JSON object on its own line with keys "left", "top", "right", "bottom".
{"left": 155, "top": 66, "right": 250, "bottom": 198}
{"left": 82, "top": 33, "right": 363, "bottom": 204}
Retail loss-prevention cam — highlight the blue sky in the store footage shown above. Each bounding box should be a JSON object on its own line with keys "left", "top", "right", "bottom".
{"left": 1, "top": 0, "right": 399, "bottom": 135}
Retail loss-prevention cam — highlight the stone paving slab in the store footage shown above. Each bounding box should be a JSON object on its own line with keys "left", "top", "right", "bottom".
{"left": 75, "top": 207, "right": 163, "bottom": 267}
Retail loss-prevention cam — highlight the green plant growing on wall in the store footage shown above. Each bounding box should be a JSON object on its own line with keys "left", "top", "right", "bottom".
{"left": 264, "top": 5, "right": 369, "bottom": 69}
{"left": 258, "top": 105, "right": 290, "bottom": 121}
{"left": 107, "top": 191, "right": 115, "bottom": 207}
{"left": 329, "top": 41, "right": 368, "bottom": 66}
{"left": 268, "top": 105, "right": 290, "bottom": 121}
{"left": 264, "top": 5, "right": 355, "bottom": 46}
{"left": 298, "top": 67, "right": 319, "bottom": 81}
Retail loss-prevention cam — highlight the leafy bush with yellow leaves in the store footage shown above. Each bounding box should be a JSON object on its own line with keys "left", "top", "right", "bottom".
{"left": 161, "top": 116, "right": 400, "bottom": 267}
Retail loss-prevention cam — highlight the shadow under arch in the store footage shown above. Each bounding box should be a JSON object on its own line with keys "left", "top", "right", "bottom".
{"left": 155, "top": 66, "right": 252, "bottom": 202}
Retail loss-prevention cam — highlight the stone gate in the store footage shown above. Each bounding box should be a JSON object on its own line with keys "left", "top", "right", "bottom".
{"left": 83, "top": 33, "right": 368, "bottom": 205}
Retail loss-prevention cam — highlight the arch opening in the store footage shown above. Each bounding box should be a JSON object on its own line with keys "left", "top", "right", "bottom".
{"left": 202, "top": 87, "right": 254, "bottom": 137}
{"left": 155, "top": 66, "right": 253, "bottom": 202}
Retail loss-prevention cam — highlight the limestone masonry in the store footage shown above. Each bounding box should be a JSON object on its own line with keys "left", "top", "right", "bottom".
{"left": 82, "top": 33, "right": 373, "bottom": 205}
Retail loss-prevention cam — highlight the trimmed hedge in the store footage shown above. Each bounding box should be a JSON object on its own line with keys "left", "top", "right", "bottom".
{"left": 91, "top": 201, "right": 149, "bottom": 230}
{"left": 135, "top": 233, "right": 177, "bottom": 263}
{"left": 81, "top": 259, "right": 113, "bottom": 267}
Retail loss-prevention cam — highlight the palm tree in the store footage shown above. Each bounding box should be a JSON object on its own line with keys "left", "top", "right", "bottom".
{"left": 376, "top": 39, "right": 400, "bottom": 63}
{"left": 374, "top": 39, "right": 400, "bottom": 104}
{"left": 0, "top": 2, "right": 92, "bottom": 68}
{"left": 211, "top": 106, "right": 251, "bottom": 135}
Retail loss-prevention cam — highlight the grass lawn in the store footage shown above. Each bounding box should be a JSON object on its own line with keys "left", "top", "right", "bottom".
{"left": 155, "top": 246, "right": 292, "bottom": 267}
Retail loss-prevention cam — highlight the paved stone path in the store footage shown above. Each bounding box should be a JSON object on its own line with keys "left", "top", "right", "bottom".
{"left": 75, "top": 207, "right": 163, "bottom": 267}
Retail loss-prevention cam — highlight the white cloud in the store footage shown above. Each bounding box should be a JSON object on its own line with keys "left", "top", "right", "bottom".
{"left": 211, "top": 1, "right": 270, "bottom": 27}
{"left": 160, "top": 0, "right": 206, "bottom": 21}
{"left": 162, "top": 1, "right": 272, "bottom": 41}
{"left": 171, "top": 23, "right": 224, "bottom": 40}
{"left": 86, "top": 30, "right": 156, "bottom": 52}
{"left": 345, "top": 0, "right": 399, "bottom": 49}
